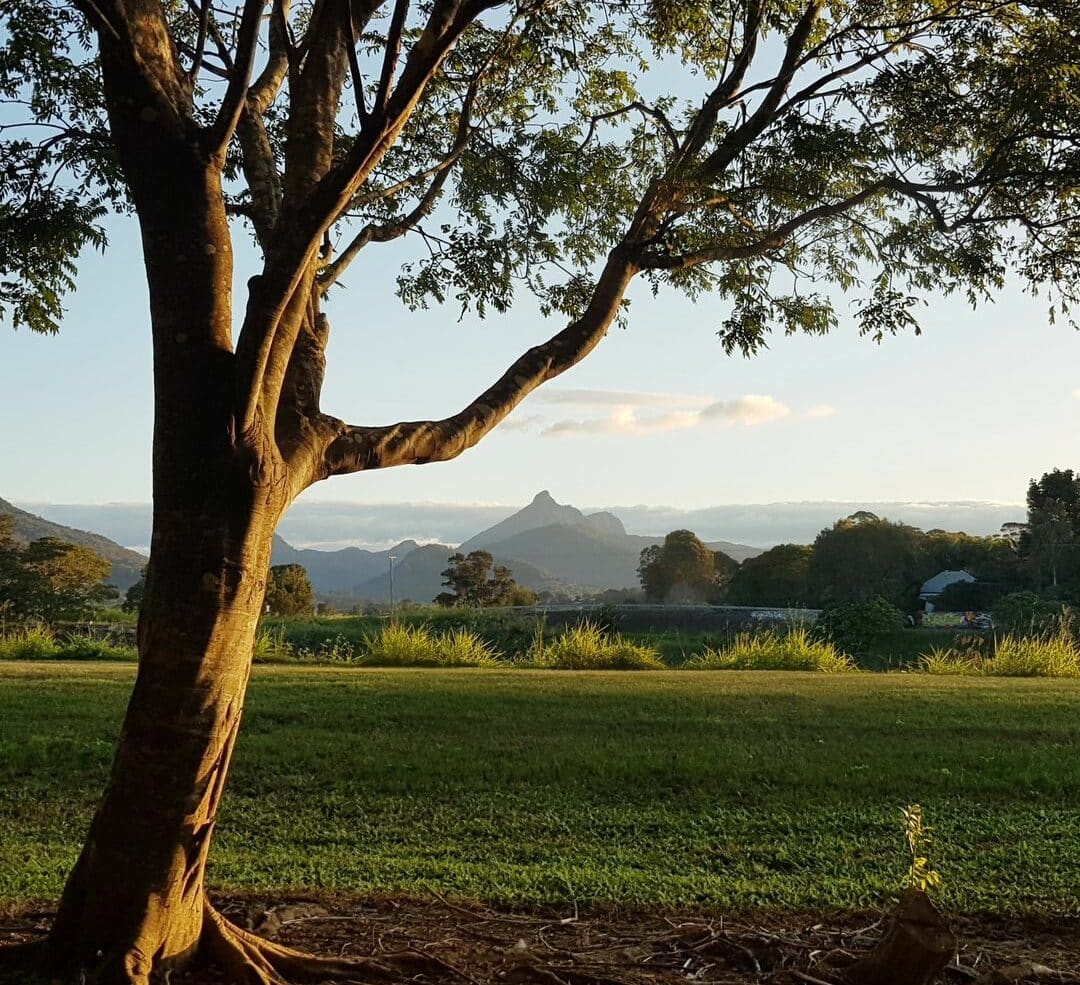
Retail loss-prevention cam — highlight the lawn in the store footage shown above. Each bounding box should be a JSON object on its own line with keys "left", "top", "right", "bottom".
{"left": 1, "top": 663, "right": 1078, "bottom": 915}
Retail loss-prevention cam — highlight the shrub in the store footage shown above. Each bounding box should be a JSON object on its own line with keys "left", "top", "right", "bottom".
{"left": 529, "top": 621, "right": 664, "bottom": 670}
{"left": 815, "top": 597, "right": 904, "bottom": 655}
{"left": 920, "top": 646, "right": 982, "bottom": 676}
{"left": 991, "top": 592, "right": 1067, "bottom": 636}
{"left": 685, "top": 627, "right": 855, "bottom": 672}
{"left": 0, "top": 626, "right": 138, "bottom": 661}
{"left": 0, "top": 624, "right": 58, "bottom": 660}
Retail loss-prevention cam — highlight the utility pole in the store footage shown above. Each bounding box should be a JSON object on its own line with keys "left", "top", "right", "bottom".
{"left": 388, "top": 554, "right": 397, "bottom": 614}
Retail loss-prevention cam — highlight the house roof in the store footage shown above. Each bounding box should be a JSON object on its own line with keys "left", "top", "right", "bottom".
{"left": 920, "top": 569, "right": 976, "bottom": 595}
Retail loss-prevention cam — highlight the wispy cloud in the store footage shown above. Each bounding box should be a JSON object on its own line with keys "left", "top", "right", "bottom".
{"left": 535, "top": 388, "right": 713, "bottom": 408}
{"left": 498, "top": 413, "right": 547, "bottom": 432}
{"left": 541, "top": 394, "right": 794, "bottom": 438}
{"left": 700, "top": 394, "right": 791, "bottom": 426}
{"left": 803, "top": 403, "right": 837, "bottom": 420}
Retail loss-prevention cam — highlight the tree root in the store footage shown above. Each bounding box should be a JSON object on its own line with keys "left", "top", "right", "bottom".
{"left": 202, "top": 901, "right": 462, "bottom": 985}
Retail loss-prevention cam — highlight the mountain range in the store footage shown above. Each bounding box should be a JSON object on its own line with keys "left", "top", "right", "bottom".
{"left": 17, "top": 489, "right": 1023, "bottom": 605}
{"left": 3, "top": 490, "right": 762, "bottom": 602}
{"left": 269, "top": 491, "right": 762, "bottom": 602}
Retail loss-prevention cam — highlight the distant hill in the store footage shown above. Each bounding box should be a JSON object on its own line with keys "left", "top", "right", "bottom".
{"left": 270, "top": 535, "right": 420, "bottom": 595}
{"left": 461, "top": 491, "right": 762, "bottom": 591}
{"left": 0, "top": 497, "right": 146, "bottom": 590}
{"left": 10, "top": 491, "right": 762, "bottom": 600}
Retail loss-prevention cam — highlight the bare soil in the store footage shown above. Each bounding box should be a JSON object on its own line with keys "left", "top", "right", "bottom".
{"left": 3, "top": 895, "right": 1078, "bottom": 984}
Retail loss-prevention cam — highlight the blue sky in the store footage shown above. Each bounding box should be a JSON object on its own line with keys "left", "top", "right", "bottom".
{"left": 1, "top": 204, "right": 1075, "bottom": 511}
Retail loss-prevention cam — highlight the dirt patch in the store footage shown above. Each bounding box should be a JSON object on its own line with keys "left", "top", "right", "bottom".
{"left": 3, "top": 896, "right": 1079, "bottom": 984}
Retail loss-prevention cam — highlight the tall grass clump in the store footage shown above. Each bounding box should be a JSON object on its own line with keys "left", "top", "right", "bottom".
{"left": 360, "top": 623, "right": 439, "bottom": 666}
{"left": 436, "top": 628, "right": 502, "bottom": 667}
{"left": 252, "top": 627, "right": 298, "bottom": 664}
{"left": 686, "top": 627, "right": 855, "bottom": 672}
{"left": 528, "top": 620, "right": 664, "bottom": 670}
{"left": 922, "top": 627, "right": 1080, "bottom": 677}
{"left": 0, "top": 624, "right": 58, "bottom": 660}
{"left": 56, "top": 633, "right": 137, "bottom": 661}
{"left": 359, "top": 623, "right": 502, "bottom": 667}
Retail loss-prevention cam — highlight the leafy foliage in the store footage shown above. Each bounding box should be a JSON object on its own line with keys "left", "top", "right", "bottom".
{"left": 901, "top": 805, "right": 942, "bottom": 894}
{"left": 0, "top": 519, "right": 117, "bottom": 622}
{"left": 809, "top": 514, "right": 927, "bottom": 608}
{"left": 638, "top": 530, "right": 734, "bottom": 603}
{"left": 816, "top": 598, "right": 905, "bottom": 656}
{"left": 725, "top": 544, "right": 813, "bottom": 607}
{"left": 436, "top": 551, "right": 535, "bottom": 607}
{"left": 264, "top": 564, "right": 316, "bottom": 617}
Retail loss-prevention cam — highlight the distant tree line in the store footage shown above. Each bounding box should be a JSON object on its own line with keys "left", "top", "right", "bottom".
{"left": 633, "top": 470, "right": 1080, "bottom": 611}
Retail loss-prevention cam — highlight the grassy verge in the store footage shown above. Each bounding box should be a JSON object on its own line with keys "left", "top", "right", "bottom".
{"left": 1, "top": 664, "right": 1078, "bottom": 914}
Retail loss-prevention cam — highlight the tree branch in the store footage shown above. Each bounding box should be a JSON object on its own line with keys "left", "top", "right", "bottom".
{"left": 319, "top": 248, "right": 638, "bottom": 476}
{"left": 639, "top": 182, "right": 889, "bottom": 270}
{"left": 249, "top": 0, "right": 291, "bottom": 114}
{"left": 187, "top": 0, "right": 211, "bottom": 84}
{"left": 374, "top": 0, "right": 410, "bottom": 117}
{"left": 698, "top": 0, "right": 823, "bottom": 178}
{"left": 676, "top": 0, "right": 764, "bottom": 170}
{"left": 319, "top": 71, "right": 481, "bottom": 290}
{"left": 204, "top": 0, "right": 265, "bottom": 159}
{"left": 579, "top": 101, "right": 681, "bottom": 157}
{"left": 235, "top": 0, "right": 506, "bottom": 435}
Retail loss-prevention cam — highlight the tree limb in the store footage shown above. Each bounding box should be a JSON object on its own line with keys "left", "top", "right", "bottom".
{"left": 676, "top": 0, "right": 764, "bottom": 170}
{"left": 698, "top": 0, "right": 824, "bottom": 178}
{"left": 639, "top": 182, "right": 889, "bottom": 270}
{"left": 235, "top": 0, "right": 506, "bottom": 435}
{"left": 375, "top": 0, "right": 410, "bottom": 117}
{"left": 319, "top": 248, "right": 637, "bottom": 476}
{"left": 205, "top": 0, "right": 266, "bottom": 160}
{"left": 320, "top": 71, "right": 481, "bottom": 290}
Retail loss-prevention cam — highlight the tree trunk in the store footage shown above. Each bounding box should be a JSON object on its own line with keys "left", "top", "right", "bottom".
{"left": 45, "top": 487, "right": 281, "bottom": 985}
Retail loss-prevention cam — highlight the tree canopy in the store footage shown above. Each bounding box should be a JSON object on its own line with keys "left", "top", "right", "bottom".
{"left": 436, "top": 550, "right": 535, "bottom": 606}
{"left": 0, "top": 518, "right": 117, "bottom": 621}
{"left": 264, "top": 562, "right": 316, "bottom": 615}
{"left": 638, "top": 530, "right": 734, "bottom": 602}
{"left": 726, "top": 543, "right": 812, "bottom": 606}
{"left": 5, "top": 0, "right": 1078, "bottom": 371}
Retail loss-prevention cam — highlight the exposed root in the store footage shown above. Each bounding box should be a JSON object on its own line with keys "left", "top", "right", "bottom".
{"left": 202, "top": 901, "right": 463, "bottom": 984}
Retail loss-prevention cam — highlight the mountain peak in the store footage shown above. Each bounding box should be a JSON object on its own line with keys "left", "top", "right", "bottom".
{"left": 459, "top": 490, "right": 584, "bottom": 553}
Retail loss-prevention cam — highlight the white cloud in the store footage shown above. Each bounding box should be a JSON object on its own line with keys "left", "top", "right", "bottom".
{"left": 534, "top": 388, "right": 713, "bottom": 408}
{"left": 1072, "top": 388, "right": 1080, "bottom": 401}
{"left": 498, "top": 413, "right": 547, "bottom": 432}
{"left": 803, "top": 403, "right": 837, "bottom": 420}
{"left": 542, "top": 394, "right": 793, "bottom": 438}
{"left": 700, "top": 394, "right": 791, "bottom": 426}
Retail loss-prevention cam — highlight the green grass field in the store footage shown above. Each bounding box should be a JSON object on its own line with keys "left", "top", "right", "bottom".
{"left": 1, "top": 663, "right": 1078, "bottom": 915}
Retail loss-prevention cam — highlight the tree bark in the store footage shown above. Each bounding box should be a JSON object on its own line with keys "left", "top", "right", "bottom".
{"left": 46, "top": 485, "right": 282, "bottom": 985}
